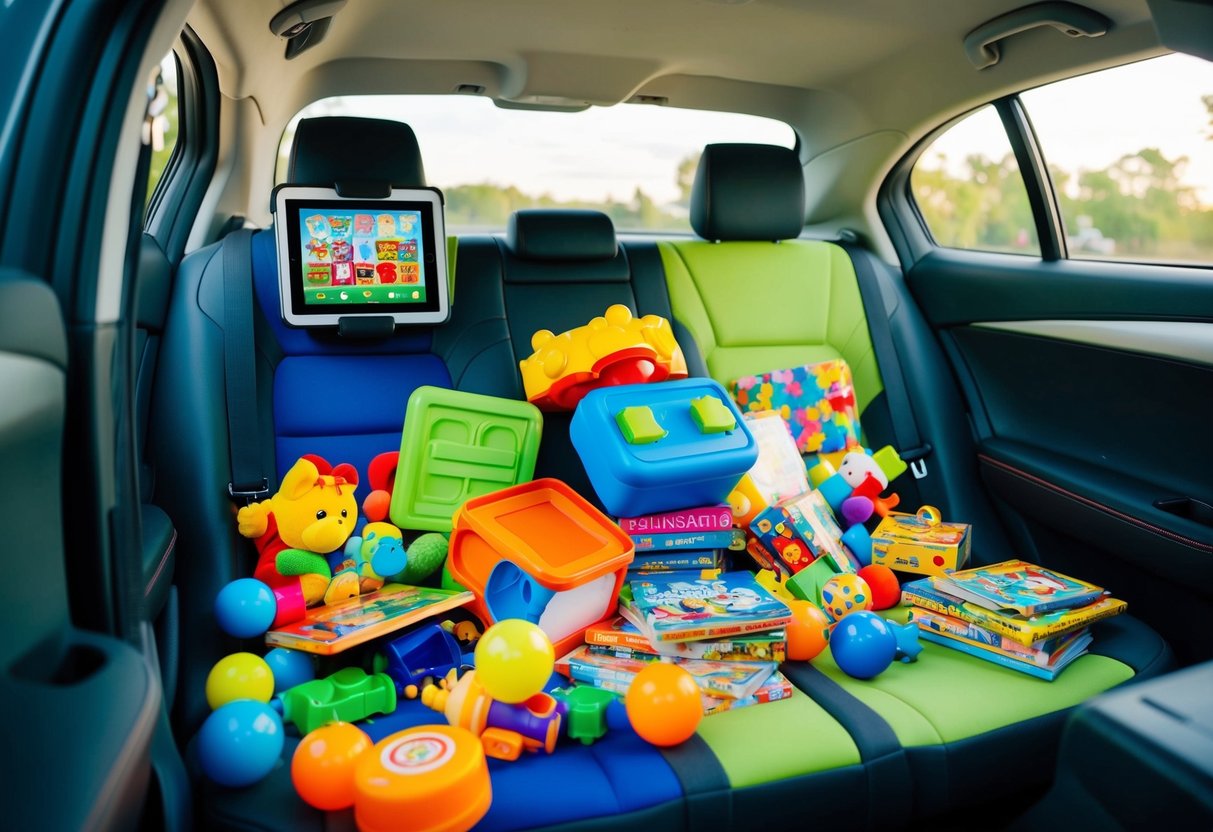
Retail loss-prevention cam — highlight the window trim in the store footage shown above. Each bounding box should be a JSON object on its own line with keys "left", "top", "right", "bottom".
{"left": 996, "top": 97, "right": 1067, "bottom": 262}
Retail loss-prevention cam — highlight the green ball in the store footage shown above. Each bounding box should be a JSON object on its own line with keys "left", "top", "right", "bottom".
{"left": 391, "top": 533, "right": 449, "bottom": 584}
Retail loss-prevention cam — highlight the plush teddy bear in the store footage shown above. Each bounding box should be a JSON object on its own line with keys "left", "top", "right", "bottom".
{"left": 236, "top": 455, "right": 359, "bottom": 622}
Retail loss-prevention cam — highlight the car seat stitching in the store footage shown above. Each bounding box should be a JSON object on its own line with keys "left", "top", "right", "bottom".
{"left": 144, "top": 528, "right": 177, "bottom": 597}
{"left": 980, "top": 454, "right": 1213, "bottom": 553}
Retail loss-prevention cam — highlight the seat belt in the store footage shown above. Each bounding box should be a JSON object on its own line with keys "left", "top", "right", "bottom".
{"left": 221, "top": 228, "right": 270, "bottom": 503}
{"left": 838, "top": 240, "right": 932, "bottom": 480}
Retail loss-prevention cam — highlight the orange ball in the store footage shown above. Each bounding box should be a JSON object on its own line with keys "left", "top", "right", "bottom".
{"left": 857, "top": 564, "right": 901, "bottom": 610}
{"left": 625, "top": 663, "right": 702, "bottom": 746}
{"left": 291, "top": 722, "right": 373, "bottom": 810}
{"left": 786, "top": 600, "right": 832, "bottom": 661}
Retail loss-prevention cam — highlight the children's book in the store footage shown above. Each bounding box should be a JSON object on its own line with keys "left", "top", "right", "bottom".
{"left": 917, "top": 627, "right": 1091, "bottom": 681}
{"left": 931, "top": 559, "right": 1105, "bottom": 616}
{"left": 264, "top": 585, "right": 473, "bottom": 655}
{"left": 628, "top": 551, "right": 724, "bottom": 574}
{"left": 631, "top": 529, "right": 736, "bottom": 551}
{"left": 585, "top": 616, "right": 787, "bottom": 663}
{"left": 908, "top": 607, "right": 1092, "bottom": 668}
{"left": 622, "top": 570, "right": 792, "bottom": 643}
{"left": 556, "top": 645, "right": 777, "bottom": 700}
{"left": 702, "top": 670, "right": 793, "bottom": 716}
{"left": 618, "top": 505, "right": 733, "bottom": 536}
{"left": 902, "top": 578, "right": 1126, "bottom": 647}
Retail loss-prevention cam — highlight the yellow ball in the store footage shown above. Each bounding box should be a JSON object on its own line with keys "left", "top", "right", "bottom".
{"left": 473, "top": 619, "right": 555, "bottom": 704}
{"left": 820, "top": 574, "right": 872, "bottom": 623}
{"left": 206, "top": 652, "right": 274, "bottom": 710}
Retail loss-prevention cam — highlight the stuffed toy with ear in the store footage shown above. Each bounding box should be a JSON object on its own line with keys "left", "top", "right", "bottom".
{"left": 237, "top": 454, "right": 359, "bottom": 624}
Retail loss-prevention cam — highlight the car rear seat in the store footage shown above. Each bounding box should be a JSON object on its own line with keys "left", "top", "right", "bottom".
{"left": 155, "top": 118, "right": 687, "bottom": 831}
{"left": 660, "top": 141, "right": 1176, "bottom": 814}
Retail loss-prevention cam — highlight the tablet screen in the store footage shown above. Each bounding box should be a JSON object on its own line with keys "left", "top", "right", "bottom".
{"left": 274, "top": 187, "right": 450, "bottom": 326}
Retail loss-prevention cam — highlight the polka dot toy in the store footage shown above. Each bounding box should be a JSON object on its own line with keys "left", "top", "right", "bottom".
{"left": 820, "top": 573, "right": 872, "bottom": 623}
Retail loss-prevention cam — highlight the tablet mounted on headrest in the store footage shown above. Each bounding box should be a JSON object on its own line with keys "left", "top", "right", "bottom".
{"left": 272, "top": 185, "right": 450, "bottom": 328}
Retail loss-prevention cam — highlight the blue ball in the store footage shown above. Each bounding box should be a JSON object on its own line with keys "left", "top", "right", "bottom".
{"left": 197, "top": 700, "right": 284, "bottom": 787}
{"left": 264, "top": 647, "right": 315, "bottom": 693}
{"left": 214, "top": 578, "right": 276, "bottom": 638}
{"left": 830, "top": 611, "right": 896, "bottom": 680}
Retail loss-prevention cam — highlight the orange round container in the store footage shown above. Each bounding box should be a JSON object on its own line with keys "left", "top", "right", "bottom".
{"left": 353, "top": 724, "right": 491, "bottom": 832}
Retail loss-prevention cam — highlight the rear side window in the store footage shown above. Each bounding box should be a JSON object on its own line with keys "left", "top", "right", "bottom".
{"left": 910, "top": 105, "right": 1041, "bottom": 256}
{"left": 145, "top": 53, "right": 179, "bottom": 204}
{"left": 277, "top": 96, "right": 795, "bottom": 234}
{"left": 1021, "top": 53, "right": 1213, "bottom": 266}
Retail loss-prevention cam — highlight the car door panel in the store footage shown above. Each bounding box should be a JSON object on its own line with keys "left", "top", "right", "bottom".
{"left": 0, "top": 274, "right": 160, "bottom": 829}
{"left": 907, "top": 251, "right": 1213, "bottom": 664}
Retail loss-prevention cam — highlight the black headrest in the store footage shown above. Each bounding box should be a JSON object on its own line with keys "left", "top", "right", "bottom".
{"left": 288, "top": 117, "right": 426, "bottom": 186}
{"left": 690, "top": 144, "right": 805, "bottom": 241}
{"left": 507, "top": 210, "right": 618, "bottom": 261}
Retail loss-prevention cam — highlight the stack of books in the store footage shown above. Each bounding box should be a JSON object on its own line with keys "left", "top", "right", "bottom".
{"left": 902, "top": 559, "right": 1127, "bottom": 680}
{"left": 619, "top": 504, "right": 735, "bottom": 574}
{"left": 556, "top": 570, "right": 794, "bottom": 715}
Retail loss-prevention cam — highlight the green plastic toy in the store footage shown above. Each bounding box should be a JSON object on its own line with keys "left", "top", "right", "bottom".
{"left": 615, "top": 405, "right": 667, "bottom": 445}
{"left": 690, "top": 395, "right": 737, "bottom": 434}
{"left": 275, "top": 667, "right": 397, "bottom": 734}
{"left": 551, "top": 685, "right": 619, "bottom": 745}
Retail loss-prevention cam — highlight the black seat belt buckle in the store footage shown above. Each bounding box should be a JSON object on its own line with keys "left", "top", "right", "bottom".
{"left": 900, "top": 444, "right": 933, "bottom": 480}
{"left": 228, "top": 478, "right": 270, "bottom": 504}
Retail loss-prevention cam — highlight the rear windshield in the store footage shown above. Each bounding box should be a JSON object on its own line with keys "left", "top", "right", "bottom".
{"left": 278, "top": 96, "right": 795, "bottom": 235}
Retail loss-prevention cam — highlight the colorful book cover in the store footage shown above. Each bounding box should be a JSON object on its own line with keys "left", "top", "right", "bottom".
{"left": 702, "top": 671, "right": 793, "bottom": 716}
{"left": 729, "top": 360, "right": 862, "bottom": 455}
{"left": 908, "top": 607, "right": 1092, "bottom": 668}
{"left": 628, "top": 551, "right": 724, "bottom": 573}
{"left": 585, "top": 616, "right": 787, "bottom": 663}
{"left": 623, "top": 570, "right": 792, "bottom": 643}
{"left": 917, "top": 627, "right": 1090, "bottom": 681}
{"left": 556, "top": 645, "right": 777, "bottom": 700}
{"left": 901, "top": 578, "right": 1126, "bottom": 647}
{"left": 631, "top": 529, "right": 736, "bottom": 551}
{"left": 618, "top": 505, "right": 733, "bottom": 535}
{"left": 931, "top": 559, "right": 1106, "bottom": 615}
{"left": 264, "top": 585, "right": 473, "bottom": 655}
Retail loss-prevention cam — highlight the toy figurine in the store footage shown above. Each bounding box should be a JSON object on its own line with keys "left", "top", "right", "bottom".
{"left": 236, "top": 455, "right": 360, "bottom": 625}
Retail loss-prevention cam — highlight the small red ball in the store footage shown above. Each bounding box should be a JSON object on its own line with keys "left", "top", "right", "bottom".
{"left": 857, "top": 564, "right": 901, "bottom": 610}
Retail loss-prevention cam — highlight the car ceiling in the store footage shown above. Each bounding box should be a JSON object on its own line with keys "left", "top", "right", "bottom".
{"left": 185, "top": 0, "right": 1165, "bottom": 229}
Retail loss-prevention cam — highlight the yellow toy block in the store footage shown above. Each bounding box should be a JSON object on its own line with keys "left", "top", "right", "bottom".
{"left": 519, "top": 304, "right": 688, "bottom": 411}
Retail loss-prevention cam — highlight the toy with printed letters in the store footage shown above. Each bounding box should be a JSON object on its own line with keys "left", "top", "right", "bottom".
{"left": 520, "top": 303, "right": 689, "bottom": 411}
{"left": 570, "top": 377, "right": 758, "bottom": 518}
{"left": 236, "top": 455, "right": 362, "bottom": 625}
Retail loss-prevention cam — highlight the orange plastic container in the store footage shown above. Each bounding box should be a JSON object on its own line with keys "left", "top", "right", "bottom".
{"left": 448, "top": 478, "right": 635, "bottom": 658}
{"left": 353, "top": 724, "right": 490, "bottom": 832}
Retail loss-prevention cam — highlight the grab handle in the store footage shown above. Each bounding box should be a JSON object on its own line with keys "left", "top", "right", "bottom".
{"left": 964, "top": 2, "right": 1111, "bottom": 69}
